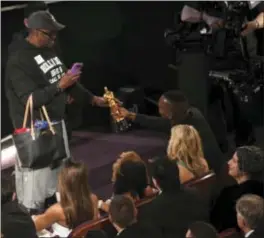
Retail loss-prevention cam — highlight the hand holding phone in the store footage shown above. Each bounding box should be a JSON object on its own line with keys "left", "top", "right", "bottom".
{"left": 70, "top": 62, "right": 83, "bottom": 74}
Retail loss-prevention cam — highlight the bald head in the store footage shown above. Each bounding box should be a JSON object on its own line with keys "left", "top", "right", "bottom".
{"left": 158, "top": 90, "right": 189, "bottom": 122}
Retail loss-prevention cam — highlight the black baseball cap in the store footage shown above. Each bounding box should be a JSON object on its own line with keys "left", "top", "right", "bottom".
{"left": 27, "top": 10, "right": 65, "bottom": 31}
{"left": 24, "top": 1, "right": 48, "bottom": 18}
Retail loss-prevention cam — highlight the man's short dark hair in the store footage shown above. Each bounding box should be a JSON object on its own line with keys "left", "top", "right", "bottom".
{"left": 151, "top": 157, "right": 181, "bottom": 192}
{"left": 189, "top": 221, "right": 219, "bottom": 238}
{"left": 109, "top": 195, "right": 135, "bottom": 229}
{"left": 1, "top": 173, "right": 15, "bottom": 205}
{"left": 24, "top": 1, "right": 48, "bottom": 18}
{"left": 236, "top": 194, "right": 264, "bottom": 230}
{"left": 162, "top": 90, "right": 188, "bottom": 105}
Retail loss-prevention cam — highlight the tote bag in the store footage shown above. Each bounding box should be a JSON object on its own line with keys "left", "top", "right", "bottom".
{"left": 13, "top": 95, "right": 69, "bottom": 169}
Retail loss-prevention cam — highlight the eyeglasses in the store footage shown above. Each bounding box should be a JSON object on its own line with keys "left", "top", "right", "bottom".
{"left": 37, "top": 30, "right": 56, "bottom": 39}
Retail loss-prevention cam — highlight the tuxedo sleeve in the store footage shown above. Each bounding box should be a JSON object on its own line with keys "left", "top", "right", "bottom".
{"left": 134, "top": 114, "right": 171, "bottom": 133}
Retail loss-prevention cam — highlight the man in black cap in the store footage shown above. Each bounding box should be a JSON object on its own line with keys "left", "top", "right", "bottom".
{"left": 5, "top": 10, "right": 107, "bottom": 213}
{"left": 6, "top": 10, "right": 106, "bottom": 132}
{"left": 8, "top": 1, "right": 52, "bottom": 55}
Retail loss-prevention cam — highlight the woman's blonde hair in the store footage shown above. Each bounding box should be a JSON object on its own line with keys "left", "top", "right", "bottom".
{"left": 167, "top": 125, "right": 206, "bottom": 177}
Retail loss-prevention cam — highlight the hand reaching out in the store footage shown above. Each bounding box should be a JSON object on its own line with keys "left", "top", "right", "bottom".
{"left": 241, "top": 12, "right": 263, "bottom": 36}
{"left": 118, "top": 107, "right": 136, "bottom": 121}
{"left": 92, "top": 96, "right": 108, "bottom": 107}
{"left": 241, "top": 21, "right": 258, "bottom": 36}
{"left": 118, "top": 107, "right": 130, "bottom": 118}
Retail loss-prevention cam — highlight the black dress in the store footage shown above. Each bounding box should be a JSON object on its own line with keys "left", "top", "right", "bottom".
{"left": 210, "top": 180, "right": 264, "bottom": 232}
{"left": 113, "top": 160, "right": 148, "bottom": 199}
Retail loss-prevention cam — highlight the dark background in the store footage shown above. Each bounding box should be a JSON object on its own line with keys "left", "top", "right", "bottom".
{"left": 1, "top": 1, "right": 184, "bottom": 137}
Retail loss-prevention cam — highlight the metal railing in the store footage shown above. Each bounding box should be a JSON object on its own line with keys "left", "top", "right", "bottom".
{"left": 1, "top": 1, "right": 62, "bottom": 12}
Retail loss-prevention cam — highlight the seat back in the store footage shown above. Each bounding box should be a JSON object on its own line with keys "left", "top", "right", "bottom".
{"left": 219, "top": 228, "right": 242, "bottom": 238}
{"left": 184, "top": 170, "right": 216, "bottom": 204}
{"left": 68, "top": 216, "right": 109, "bottom": 238}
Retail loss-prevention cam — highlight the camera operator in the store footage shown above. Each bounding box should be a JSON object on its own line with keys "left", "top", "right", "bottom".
{"left": 241, "top": 2, "right": 264, "bottom": 57}
{"left": 181, "top": 2, "right": 224, "bottom": 31}
{"left": 180, "top": 1, "right": 264, "bottom": 147}
{"left": 177, "top": 1, "right": 229, "bottom": 152}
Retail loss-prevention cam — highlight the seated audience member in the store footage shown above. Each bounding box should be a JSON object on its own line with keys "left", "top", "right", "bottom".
{"left": 32, "top": 161, "right": 99, "bottom": 237}
{"left": 138, "top": 158, "right": 209, "bottom": 238}
{"left": 186, "top": 221, "right": 219, "bottom": 238}
{"left": 167, "top": 125, "right": 209, "bottom": 183}
{"left": 119, "top": 90, "right": 224, "bottom": 173}
{"left": 1, "top": 174, "right": 37, "bottom": 238}
{"left": 236, "top": 194, "right": 264, "bottom": 238}
{"left": 109, "top": 195, "right": 161, "bottom": 238}
{"left": 211, "top": 146, "right": 264, "bottom": 232}
{"left": 85, "top": 230, "right": 108, "bottom": 238}
{"left": 99, "top": 151, "right": 156, "bottom": 212}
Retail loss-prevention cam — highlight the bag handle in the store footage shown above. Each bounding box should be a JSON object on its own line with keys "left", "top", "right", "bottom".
{"left": 30, "top": 96, "right": 56, "bottom": 137}
{"left": 22, "top": 95, "right": 35, "bottom": 138}
{"left": 22, "top": 96, "right": 31, "bottom": 128}
{"left": 29, "top": 95, "right": 35, "bottom": 139}
{"left": 41, "top": 105, "right": 56, "bottom": 135}
{"left": 22, "top": 95, "right": 56, "bottom": 139}
{"left": 23, "top": 97, "right": 46, "bottom": 125}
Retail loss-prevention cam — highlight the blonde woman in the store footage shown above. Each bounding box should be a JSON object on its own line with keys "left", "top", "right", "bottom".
{"left": 167, "top": 125, "right": 209, "bottom": 183}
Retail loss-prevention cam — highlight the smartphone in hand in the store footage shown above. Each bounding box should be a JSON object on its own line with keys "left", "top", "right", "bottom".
{"left": 70, "top": 63, "right": 83, "bottom": 74}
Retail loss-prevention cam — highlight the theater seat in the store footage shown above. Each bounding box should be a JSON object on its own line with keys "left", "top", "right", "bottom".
{"left": 184, "top": 170, "right": 216, "bottom": 205}
{"left": 219, "top": 228, "right": 242, "bottom": 238}
{"left": 68, "top": 216, "right": 109, "bottom": 238}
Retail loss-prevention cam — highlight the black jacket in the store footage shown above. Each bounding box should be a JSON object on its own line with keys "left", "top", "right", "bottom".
{"left": 138, "top": 188, "right": 209, "bottom": 238}
{"left": 1, "top": 201, "right": 37, "bottom": 238}
{"left": 211, "top": 180, "right": 264, "bottom": 232}
{"left": 5, "top": 38, "right": 93, "bottom": 129}
{"left": 134, "top": 107, "right": 224, "bottom": 172}
{"left": 114, "top": 222, "right": 162, "bottom": 238}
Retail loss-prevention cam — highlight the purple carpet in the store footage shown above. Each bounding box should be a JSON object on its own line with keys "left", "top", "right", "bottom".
{"left": 70, "top": 130, "right": 168, "bottom": 200}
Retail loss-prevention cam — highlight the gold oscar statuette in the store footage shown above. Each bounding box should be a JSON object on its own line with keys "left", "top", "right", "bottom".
{"left": 103, "top": 87, "right": 130, "bottom": 132}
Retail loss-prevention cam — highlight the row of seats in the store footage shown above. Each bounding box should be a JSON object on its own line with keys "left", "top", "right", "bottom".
{"left": 68, "top": 167, "right": 242, "bottom": 238}
{"left": 69, "top": 170, "right": 220, "bottom": 238}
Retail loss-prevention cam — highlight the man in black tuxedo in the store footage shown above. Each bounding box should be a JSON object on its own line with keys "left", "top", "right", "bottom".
{"left": 236, "top": 194, "right": 264, "bottom": 238}
{"left": 108, "top": 195, "right": 161, "bottom": 238}
{"left": 137, "top": 158, "right": 209, "bottom": 238}
{"left": 119, "top": 90, "right": 224, "bottom": 173}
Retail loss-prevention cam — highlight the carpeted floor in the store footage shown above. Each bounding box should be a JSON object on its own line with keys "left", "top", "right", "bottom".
{"left": 70, "top": 130, "right": 168, "bottom": 200}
